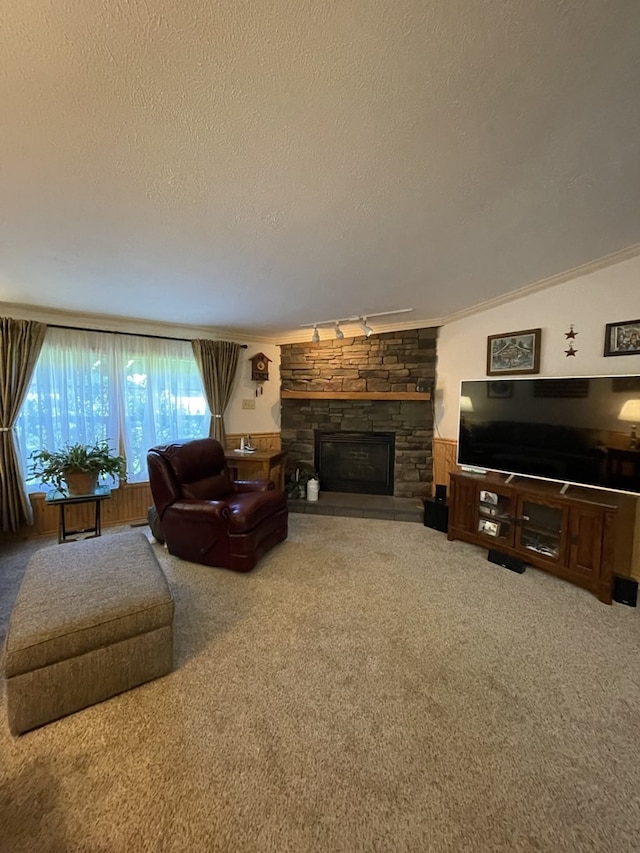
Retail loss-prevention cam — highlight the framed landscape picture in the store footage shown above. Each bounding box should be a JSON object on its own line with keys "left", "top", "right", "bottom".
{"left": 487, "top": 328, "right": 541, "bottom": 376}
{"left": 603, "top": 319, "right": 640, "bottom": 356}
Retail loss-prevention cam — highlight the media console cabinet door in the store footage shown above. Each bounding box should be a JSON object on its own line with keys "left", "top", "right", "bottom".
{"left": 515, "top": 498, "right": 567, "bottom": 565}
{"left": 568, "top": 505, "right": 604, "bottom": 576}
{"left": 448, "top": 475, "right": 476, "bottom": 536}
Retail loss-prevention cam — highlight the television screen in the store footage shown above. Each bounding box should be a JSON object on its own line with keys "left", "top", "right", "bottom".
{"left": 457, "top": 376, "right": 640, "bottom": 496}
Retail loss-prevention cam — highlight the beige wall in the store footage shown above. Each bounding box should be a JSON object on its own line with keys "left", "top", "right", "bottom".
{"left": 436, "top": 253, "right": 640, "bottom": 439}
{"left": 225, "top": 344, "right": 281, "bottom": 436}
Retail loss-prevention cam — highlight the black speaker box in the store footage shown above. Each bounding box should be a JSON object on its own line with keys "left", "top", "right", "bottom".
{"left": 434, "top": 484, "right": 447, "bottom": 502}
{"left": 613, "top": 576, "right": 638, "bottom": 607}
{"left": 487, "top": 549, "right": 526, "bottom": 574}
{"left": 423, "top": 498, "right": 449, "bottom": 533}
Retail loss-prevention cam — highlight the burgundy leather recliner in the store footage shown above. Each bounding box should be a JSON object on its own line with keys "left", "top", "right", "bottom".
{"left": 147, "top": 438, "right": 288, "bottom": 572}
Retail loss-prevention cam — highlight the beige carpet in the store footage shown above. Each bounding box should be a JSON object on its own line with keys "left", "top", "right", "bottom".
{"left": 1, "top": 515, "right": 639, "bottom": 852}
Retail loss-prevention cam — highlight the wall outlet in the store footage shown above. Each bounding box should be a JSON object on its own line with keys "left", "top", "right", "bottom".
{"left": 242, "top": 398, "right": 256, "bottom": 410}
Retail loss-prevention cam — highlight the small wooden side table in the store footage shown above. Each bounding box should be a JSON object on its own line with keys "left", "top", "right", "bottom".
{"left": 224, "top": 449, "right": 287, "bottom": 491}
{"left": 45, "top": 486, "right": 112, "bottom": 544}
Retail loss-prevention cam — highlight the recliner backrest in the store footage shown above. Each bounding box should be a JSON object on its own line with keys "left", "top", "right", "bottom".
{"left": 147, "top": 439, "right": 233, "bottom": 518}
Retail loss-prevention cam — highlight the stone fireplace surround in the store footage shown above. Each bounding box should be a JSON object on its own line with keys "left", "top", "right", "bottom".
{"left": 280, "top": 328, "right": 437, "bottom": 499}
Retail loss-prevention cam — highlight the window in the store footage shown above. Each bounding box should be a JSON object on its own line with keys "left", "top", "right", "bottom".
{"left": 116, "top": 335, "right": 208, "bottom": 481}
{"left": 16, "top": 328, "right": 208, "bottom": 489}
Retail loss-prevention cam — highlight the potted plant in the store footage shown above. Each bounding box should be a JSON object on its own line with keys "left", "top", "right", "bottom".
{"left": 285, "top": 466, "right": 318, "bottom": 499}
{"left": 29, "top": 440, "right": 127, "bottom": 496}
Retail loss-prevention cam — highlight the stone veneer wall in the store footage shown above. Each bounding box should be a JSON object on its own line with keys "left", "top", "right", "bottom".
{"left": 280, "top": 327, "right": 438, "bottom": 498}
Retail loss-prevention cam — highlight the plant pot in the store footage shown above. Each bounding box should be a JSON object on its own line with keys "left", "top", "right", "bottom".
{"left": 63, "top": 470, "right": 99, "bottom": 497}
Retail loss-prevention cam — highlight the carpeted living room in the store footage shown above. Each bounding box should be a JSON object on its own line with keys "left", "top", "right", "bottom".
{"left": 1, "top": 514, "right": 639, "bottom": 852}
{"left": 2, "top": 2, "right": 640, "bottom": 851}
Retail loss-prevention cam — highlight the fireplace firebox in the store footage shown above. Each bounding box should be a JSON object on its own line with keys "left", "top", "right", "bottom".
{"left": 315, "top": 431, "right": 395, "bottom": 495}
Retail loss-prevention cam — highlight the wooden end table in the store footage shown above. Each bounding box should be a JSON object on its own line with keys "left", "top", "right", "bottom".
{"left": 224, "top": 449, "right": 287, "bottom": 491}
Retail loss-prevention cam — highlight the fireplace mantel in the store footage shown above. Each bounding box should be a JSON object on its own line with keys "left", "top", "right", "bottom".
{"left": 280, "top": 390, "right": 430, "bottom": 400}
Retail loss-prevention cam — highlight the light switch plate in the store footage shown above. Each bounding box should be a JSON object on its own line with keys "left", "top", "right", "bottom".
{"left": 242, "top": 398, "right": 256, "bottom": 410}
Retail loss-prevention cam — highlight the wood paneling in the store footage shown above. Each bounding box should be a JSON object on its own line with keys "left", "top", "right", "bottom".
{"left": 2, "top": 482, "right": 153, "bottom": 543}
{"left": 433, "top": 437, "right": 461, "bottom": 496}
{"left": 226, "top": 432, "right": 281, "bottom": 451}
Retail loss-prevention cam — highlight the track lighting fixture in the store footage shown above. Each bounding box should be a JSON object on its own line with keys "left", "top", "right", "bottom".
{"left": 301, "top": 309, "right": 413, "bottom": 341}
{"left": 358, "top": 317, "right": 373, "bottom": 337}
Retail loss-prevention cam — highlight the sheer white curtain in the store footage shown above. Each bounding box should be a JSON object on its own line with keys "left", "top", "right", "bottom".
{"left": 114, "top": 334, "right": 208, "bottom": 482}
{"left": 17, "top": 328, "right": 208, "bottom": 488}
{"left": 16, "top": 328, "right": 120, "bottom": 490}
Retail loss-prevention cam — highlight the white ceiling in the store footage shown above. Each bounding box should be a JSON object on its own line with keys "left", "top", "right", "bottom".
{"left": 1, "top": 0, "right": 639, "bottom": 342}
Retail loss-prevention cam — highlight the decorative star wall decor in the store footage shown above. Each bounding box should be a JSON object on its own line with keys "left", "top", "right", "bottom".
{"left": 564, "top": 324, "right": 578, "bottom": 340}
{"left": 565, "top": 345, "right": 577, "bottom": 357}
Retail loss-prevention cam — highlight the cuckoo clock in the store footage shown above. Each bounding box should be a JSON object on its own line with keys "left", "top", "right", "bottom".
{"left": 250, "top": 353, "right": 271, "bottom": 393}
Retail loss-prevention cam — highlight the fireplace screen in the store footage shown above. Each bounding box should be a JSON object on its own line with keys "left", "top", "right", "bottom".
{"left": 315, "top": 431, "right": 395, "bottom": 495}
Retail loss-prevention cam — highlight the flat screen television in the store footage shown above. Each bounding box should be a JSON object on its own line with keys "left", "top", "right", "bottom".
{"left": 457, "top": 376, "right": 640, "bottom": 496}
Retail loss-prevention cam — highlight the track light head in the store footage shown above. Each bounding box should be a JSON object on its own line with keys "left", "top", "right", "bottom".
{"left": 358, "top": 317, "right": 373, "bottom": 337}
{"left": 302, "top": 309, "right": 411, "bottom": 340}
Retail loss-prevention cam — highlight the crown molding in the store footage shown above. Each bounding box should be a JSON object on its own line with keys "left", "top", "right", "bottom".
{"left": 0, "top": 302, "right": 275, "bottom": 345}
{"left": 442, "top": 243, "right": 640, "bottom": 325}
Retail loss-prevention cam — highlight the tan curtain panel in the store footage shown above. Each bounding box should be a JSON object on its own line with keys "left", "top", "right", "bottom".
{"left": 0, "top": 317, "right": 47, "bottom": 532}
{"left": 191, "top": 340, "right": 240, "bottom": 447}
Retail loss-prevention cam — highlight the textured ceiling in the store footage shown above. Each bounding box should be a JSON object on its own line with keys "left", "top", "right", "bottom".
{"left": 1, "top": 0, "right": 639, "bottom": 340}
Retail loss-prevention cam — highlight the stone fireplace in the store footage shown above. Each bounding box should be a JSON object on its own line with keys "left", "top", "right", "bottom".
{"left": 279, "top": 328, "right": 437, "bottom": 499}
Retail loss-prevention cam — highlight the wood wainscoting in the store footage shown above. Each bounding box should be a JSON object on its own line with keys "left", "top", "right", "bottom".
{"left": 226, "top": 432, "right": 281, "bottom": 452}
{"left": 1, "top": 433, "right": 283, "bottom": 543}
{"left": 2, "top": 481, "right": 154, "bottom": 543}
{"left": 432, "top": 437, "right": 462, "bottom": 497}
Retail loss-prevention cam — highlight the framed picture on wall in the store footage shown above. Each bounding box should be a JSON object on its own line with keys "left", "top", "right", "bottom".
{"left": 603, "top": 319, "right": 640, "bottom": 356}
{"left": 486, "top": 328, "right": 541, "bottom": 376}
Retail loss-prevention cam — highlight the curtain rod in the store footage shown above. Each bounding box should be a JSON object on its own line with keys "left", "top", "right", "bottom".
{"left": 48, "top": 323, "right": 248, "bottom": 348}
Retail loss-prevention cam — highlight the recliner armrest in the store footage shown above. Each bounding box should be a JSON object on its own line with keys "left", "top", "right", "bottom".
{"left": 167, "top": 499, "right": 231, "bottom": 522}
{"left": 233, "top": 479, "right": 274, "bottom": 493}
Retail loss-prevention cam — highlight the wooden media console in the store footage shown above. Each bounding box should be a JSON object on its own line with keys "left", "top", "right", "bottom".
{"left": 448, "top": 472, "right": 636, "bottom": 604}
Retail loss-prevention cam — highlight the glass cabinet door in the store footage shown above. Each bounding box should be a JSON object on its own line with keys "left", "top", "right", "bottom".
{"left": 476, "top": 488, "right": 514, "bottom": 545}
{"left": 516, "top": 500, "right": 566, "bottom": 562}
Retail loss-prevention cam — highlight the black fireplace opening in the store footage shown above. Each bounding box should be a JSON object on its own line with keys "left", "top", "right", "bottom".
{"left": 315, "top": 431, "right": 395, "bottom": 495}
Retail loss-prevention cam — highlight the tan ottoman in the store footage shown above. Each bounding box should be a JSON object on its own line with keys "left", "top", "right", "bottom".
{"left": 3, "top": 531, "right": 174, "bottom": 735}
